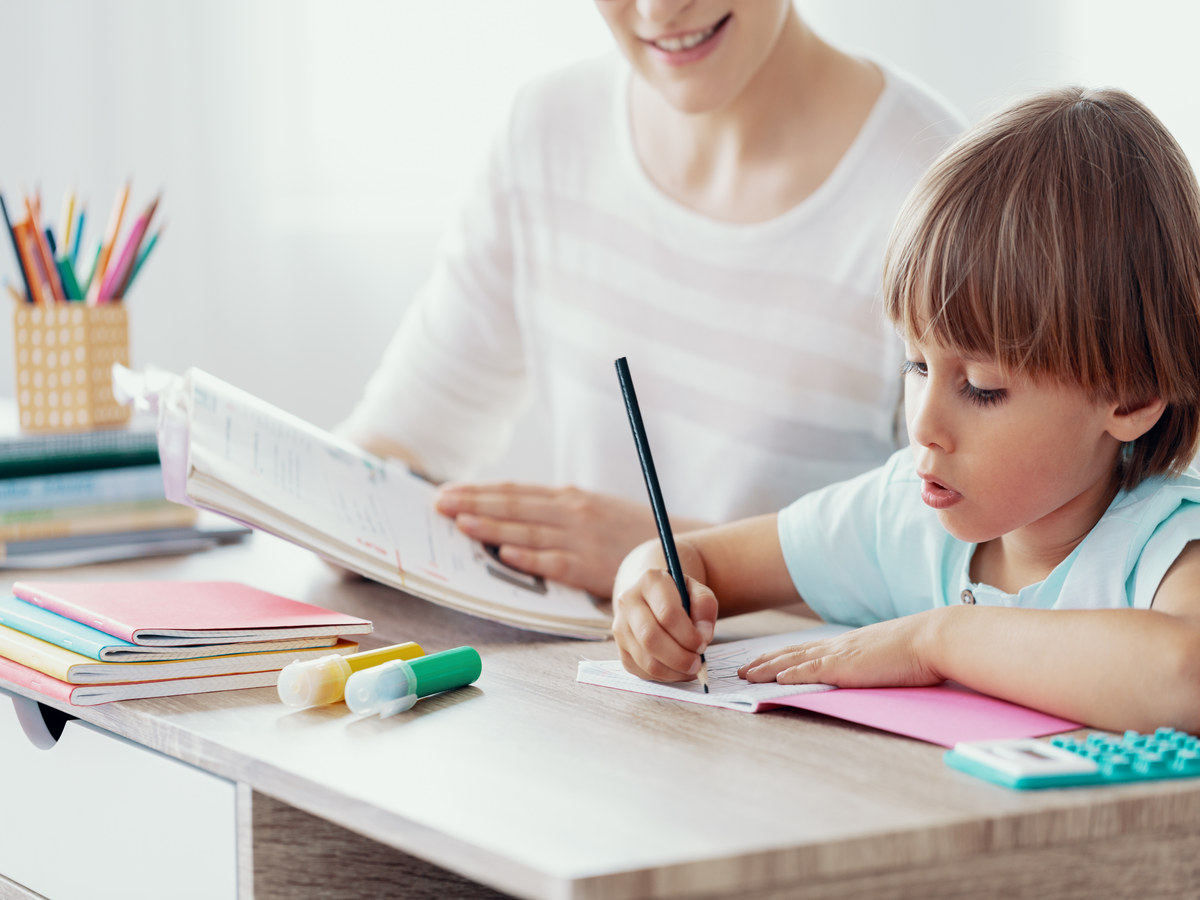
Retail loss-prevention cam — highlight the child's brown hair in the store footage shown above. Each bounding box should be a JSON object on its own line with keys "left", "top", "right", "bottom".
{"left": 883, "top": 87, "right": 1200, "bottom": 489}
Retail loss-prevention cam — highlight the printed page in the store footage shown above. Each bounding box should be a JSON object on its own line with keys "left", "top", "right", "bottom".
{"left": 183, "top": 369, "right": 607, "bottom": 626}
{"left": 577, "top": 625, "right": 853, "bottom": 711}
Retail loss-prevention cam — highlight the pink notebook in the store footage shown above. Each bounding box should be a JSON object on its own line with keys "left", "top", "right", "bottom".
{"left": 11, "top": 581, "right": 373, "bottom": 647}
{"left": 769, "top": 682, "right": 1080, "bottom": 748}
{"left": 0, "top": 654, "right": 277, "bottom": 706}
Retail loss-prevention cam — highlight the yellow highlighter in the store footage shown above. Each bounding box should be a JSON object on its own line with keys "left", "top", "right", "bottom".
{"left": 277, "top": 642, "right": 424, "bottom": 709}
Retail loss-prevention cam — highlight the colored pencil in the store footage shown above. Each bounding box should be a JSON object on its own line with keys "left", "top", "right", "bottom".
{"left": 25, "top": 195, "right": 65, "bottom": 302}
{"left": 79, "top": 241, "right": 102, "bottom": 296}
{"left": 60, "top": 189, "right": 75, "bottom": 257}
{"left": 98, "top": 194, "right": 158, "bottom": 302}
{"left": 123, "top": 223, "right": 163, "bottom": 297}
{"left": 614, "top": 356, "right": 709, "bottom": 693}
{"left": 0, "top": 192, "right": 33, "bottom": 303}
{"left": 87, "top": 181, "right": 130, "bottom": 304}
{"left": 70, "top": 206, "right": 85, "bottom": 266}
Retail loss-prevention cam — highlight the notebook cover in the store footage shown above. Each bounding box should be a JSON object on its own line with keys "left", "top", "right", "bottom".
{"left": 0, "top": 593, "right": 134, "bottom": 660}
{"left": 769, "top": 681, "right": 1081, "bottom": 748}
{"left": 0, "top": 464, "right": 165, "bottom": 514}
{"left": 0, "top": 654, "right": 277, "bottom": 706}
{"left": 0, "top": 622, "right": 358, "bottom": 684}
{"left": 11, "top": 581, "right": 372, "bottom": 645}
{"left": 0, "top": 653, "right": 73, "bottom": 704}
{"left": 0, "top": 594, "right": 335, "bottom": 661}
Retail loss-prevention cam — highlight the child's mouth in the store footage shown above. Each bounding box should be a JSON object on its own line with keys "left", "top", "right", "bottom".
{"left": 920, "top": 477, "right": 964, "bottom": 510}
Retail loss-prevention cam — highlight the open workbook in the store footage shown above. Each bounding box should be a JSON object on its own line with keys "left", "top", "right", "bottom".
{"left": 114, "top": 366, "right": 612, "bottom": 639}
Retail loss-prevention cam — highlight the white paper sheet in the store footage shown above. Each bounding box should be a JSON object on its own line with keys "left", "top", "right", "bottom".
{"left": 577, "top": 625, "right": 853, "bottom": 711}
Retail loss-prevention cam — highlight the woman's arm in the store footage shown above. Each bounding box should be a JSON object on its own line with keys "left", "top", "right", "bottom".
{"left": 611, "top": 514, "right": 806, "bottom": 682}
{"left": 741, "top": 542, "right": 1200, "bottom": 733}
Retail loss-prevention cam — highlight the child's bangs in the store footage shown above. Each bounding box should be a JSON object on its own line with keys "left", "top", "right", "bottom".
{"left": 884, "top": 207, "right": 1019, "bottom": 372}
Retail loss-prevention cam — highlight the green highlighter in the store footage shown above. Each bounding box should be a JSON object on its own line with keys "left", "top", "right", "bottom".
{"left": 345, "top": 646, "right": 482, "bottom": 718}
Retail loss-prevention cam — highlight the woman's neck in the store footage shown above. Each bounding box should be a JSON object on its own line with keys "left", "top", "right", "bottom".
{"left": 628, "top": 12, "right": 884, "bottom": 223}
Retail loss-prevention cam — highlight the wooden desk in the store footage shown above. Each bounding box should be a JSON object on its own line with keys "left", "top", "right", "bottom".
{"left": 2, "top": 533, "right": 1199, "bottom": 900}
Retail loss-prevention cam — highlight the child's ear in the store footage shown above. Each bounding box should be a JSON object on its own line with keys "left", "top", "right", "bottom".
{"left": 1108, "top": 397, "right": 1167, "bottom": 442}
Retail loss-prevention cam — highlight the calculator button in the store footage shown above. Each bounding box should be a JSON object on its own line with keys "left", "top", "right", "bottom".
{"left": 1104, "top": 755, "right": 1133, "bottom": 777}
{"left": 1173, "top": 750, "right": 1200, "bottom": 774}
{"left": 1136, "top": 752, "right": 1170, "bottom": 775}
{"left": 960, "top": 589, "right": 976, "bottom": 605}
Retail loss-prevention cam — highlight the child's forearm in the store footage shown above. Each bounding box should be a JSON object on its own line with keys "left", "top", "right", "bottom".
{"left": 928, "top": 605, "right": 1200, "bottom": 733}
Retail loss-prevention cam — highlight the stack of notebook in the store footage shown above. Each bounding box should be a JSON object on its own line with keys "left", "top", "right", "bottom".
{"left": 0, "top": 581, "right": 373, "bottom": 705}
{"left": 0, "top": 401, "right": 250, "bottom": 568}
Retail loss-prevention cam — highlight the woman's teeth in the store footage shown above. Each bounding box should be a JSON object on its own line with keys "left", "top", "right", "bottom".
{"left": 653, "top": 22, "right": 719, "bottom": 53}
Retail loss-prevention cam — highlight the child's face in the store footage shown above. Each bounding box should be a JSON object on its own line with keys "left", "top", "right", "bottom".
{"left": 903, "top": 337, "right": 1124, "bottom": 545}
{"left": 594, "top": 0, "right": 792, "bottom": 114}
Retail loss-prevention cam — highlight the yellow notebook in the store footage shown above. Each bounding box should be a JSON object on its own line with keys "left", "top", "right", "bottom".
{"left": 0, "top": 623, "right": 357, "bottom": 684}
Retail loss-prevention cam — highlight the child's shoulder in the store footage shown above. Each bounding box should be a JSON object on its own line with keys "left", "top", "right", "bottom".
{"left": 1065, "top": 467, "right": 1200, "bottom": 610}
{"left": 1108, "top": 466, "right": 1200, "bottom": 529}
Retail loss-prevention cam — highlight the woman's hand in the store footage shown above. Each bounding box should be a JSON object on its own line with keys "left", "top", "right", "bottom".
{"left": 612, "top": 568, "right": 718, "bottom": 683}
{"left": 738, "top": 611, "right": 945, "bottom": 688}
{"left": 435, "top": 482, "right": 708, "bottom": 598}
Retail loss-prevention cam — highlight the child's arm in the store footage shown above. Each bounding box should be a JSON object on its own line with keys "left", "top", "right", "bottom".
{"left": 740, "top": 542, "right": 1200, "bottom": 733}
{"left": 611, "top": 514, "right": 803, "bottom": 682}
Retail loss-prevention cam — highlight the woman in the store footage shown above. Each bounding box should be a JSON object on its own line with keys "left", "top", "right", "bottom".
{"left": 339, "top": 0, "right": 963, "bottom": 597}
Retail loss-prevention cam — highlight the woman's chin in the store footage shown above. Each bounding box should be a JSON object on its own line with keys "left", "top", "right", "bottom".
{"left": 638, "top": 68, "right": 742, "bottom": 116}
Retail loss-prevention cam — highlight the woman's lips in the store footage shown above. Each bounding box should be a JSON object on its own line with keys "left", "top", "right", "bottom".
{"left": 643, "top": 14, "right": 731, "bottom": 67}
{"left": 920, "top": 476, "right": 964, "bottom": 510}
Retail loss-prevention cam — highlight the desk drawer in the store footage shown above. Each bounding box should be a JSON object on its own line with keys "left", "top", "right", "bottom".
{"left": 0, "top": 689, "right": 237, "bottom": 900}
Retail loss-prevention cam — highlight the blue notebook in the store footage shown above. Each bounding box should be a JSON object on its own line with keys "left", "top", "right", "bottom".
{"left": 0, "top": 464, "right": 165, "bottom": 514}
{"left": 0, "top": 594, "right": 337, "bottom": 662}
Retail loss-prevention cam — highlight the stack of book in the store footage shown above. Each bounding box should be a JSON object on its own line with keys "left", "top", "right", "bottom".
{"left": 0, "top": 581, "right": 374, "bottom": 705}
{"left": 0, "top": 402, "right": 249, "bottom": 568}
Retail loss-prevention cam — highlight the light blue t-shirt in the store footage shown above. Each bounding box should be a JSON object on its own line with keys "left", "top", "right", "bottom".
{"left": 777, "top": 449, "right": 1200, "bottom": 626}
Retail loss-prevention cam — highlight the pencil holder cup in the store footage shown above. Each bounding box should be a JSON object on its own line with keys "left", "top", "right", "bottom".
{"left": 12, "top": 304, "right": 132, "bottom": 432}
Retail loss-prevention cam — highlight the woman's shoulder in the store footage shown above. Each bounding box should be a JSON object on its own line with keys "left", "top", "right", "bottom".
{"left": 851, "top": 60, "right": 966, "bottom": 183}
{"left": 811, "top": 58, "right": 963, "bottom": 221}
{"left": 875, "top": 62, "right": 967, "bottom": 141}
{"left": 505, "top": 52, "right": 624, "bottom": 148}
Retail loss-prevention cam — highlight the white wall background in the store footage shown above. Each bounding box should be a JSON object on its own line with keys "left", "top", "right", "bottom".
{"left": 2, "top": 1, "right": 1199, "bottom": 480}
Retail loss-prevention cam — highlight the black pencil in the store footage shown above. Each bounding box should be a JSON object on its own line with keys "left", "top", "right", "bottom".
{"left": 0, "top": 192, "right": 33, "bottom": 303}
{"left": 615, "top": 357, "right": 709, "bottom": 693}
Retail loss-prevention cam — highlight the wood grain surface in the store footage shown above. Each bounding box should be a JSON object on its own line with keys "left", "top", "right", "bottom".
{"left": 3, "top": 534, "right": 1199, "bottom": 900}
{"left": 0, "top": 873, "right": 48, "bottom": 900}
{"left": 252, "top": 790, "right": 515, "bottom": 900}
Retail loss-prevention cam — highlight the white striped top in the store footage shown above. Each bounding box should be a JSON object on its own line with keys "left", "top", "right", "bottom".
{"left": 342, "top": 53, "right": 963, "bottom": 523}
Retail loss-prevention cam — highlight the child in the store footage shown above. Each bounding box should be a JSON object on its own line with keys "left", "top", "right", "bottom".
{"left": 610, "top": 87, "right": 1200, "bottom": 733}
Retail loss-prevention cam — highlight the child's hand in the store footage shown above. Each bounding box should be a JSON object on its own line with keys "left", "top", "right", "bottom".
{"left": 612, "top": 569, "right": 718, "bottom": 683}
{"left": 738, "top": 613, "right": 943, "bottom": 688}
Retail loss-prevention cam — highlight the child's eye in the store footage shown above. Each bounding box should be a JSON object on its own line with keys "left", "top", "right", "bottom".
{"left": 961, "top": 382, "right": 1008, "bottom": 407}
{"left": 900, "top": 360, "right": 927, "bottom": 377}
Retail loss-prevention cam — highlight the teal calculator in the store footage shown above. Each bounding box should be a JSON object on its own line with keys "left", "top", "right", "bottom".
{"left": 943, "top": 728, "right": 1200, "bottom": 789}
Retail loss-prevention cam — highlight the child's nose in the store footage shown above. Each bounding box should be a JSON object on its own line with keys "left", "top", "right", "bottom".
{"left": 908, "top": 382, "right": 956, "bottom": 453}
